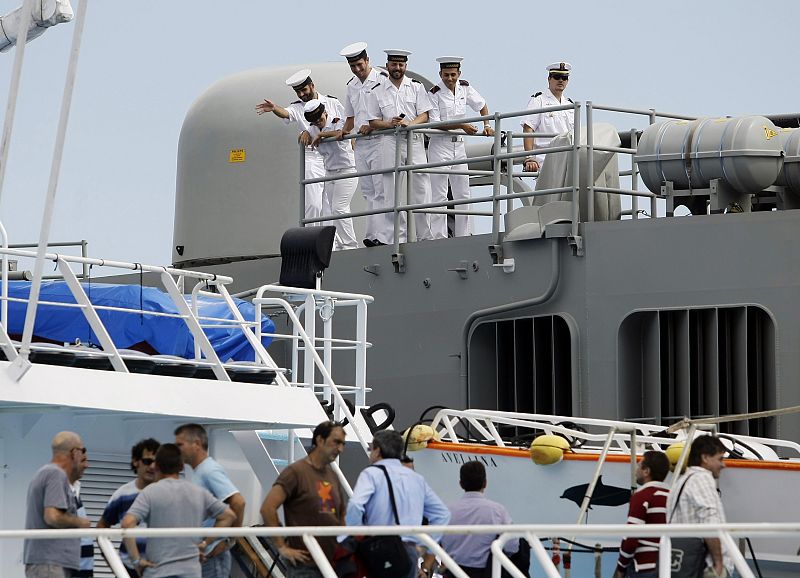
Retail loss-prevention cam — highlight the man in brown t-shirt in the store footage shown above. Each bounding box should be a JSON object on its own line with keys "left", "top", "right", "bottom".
{"left": 261, "top": 421, "right": 347, "bottom": 577}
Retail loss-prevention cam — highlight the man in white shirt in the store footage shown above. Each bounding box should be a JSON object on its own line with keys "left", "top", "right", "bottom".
{"left": 256, "top": 70, "right": 341, "bottom": 229}
{"left": 367, "top": 49, "right": 434, "bottom": 244}
{"left": 339, "top": 42, "right": 387, "bottom": 248}
{"left": 428, "top": 57, "right": 494, "bottom": 238}
{"left": 521, "top": 62, "right": 575, "bottom": 179}
{"left": 305, "top": 99, "right": 358, "bottom": 250}
{"left": 667, "top": 435, "right": 731, "bottom": 577}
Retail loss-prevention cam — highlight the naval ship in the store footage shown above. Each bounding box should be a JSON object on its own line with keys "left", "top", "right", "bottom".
{"left": 2, "top": 4, "right": 800, "bottom": 576}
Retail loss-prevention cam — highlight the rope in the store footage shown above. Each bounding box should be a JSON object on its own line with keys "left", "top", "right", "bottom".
{"left": 666, "top": 405, "right": 800, "bottom": 433}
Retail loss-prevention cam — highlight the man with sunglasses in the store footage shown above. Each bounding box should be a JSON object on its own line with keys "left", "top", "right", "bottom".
{"left": 521, "top": 62, "right": 575, "bottom": 180}
{"left": 23, "top": 431, "right": 91, "bottom": 578}
{"left": 97, "top": 438, "right": 160, "bottom": 577}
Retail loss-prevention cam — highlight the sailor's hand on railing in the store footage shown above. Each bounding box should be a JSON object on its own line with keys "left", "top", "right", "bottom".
{"left": 524, "top": 157, "right": 540, "bottom": 173}
{"left": 358, "top": 124, "right": 374, "bottom": 136}
{"left": 278, "top": 544, "right": 312, "bottom": 565}
{"left": 391, "top": 116, "right": 409, "bottom": 128}
{"left": 462, "top": 124, "right": 478, "bottom": 136}
{"left": 298, "top": 131, "right": 312, "bottom": 146}
{"left": 256, "top": 99, "right": 276, "bottom": 115}
{"left": 311, "top": 134, "right": 323, "bottom": 148}
{"left": 482, "top": 124, "right": 495, "bottom": 137}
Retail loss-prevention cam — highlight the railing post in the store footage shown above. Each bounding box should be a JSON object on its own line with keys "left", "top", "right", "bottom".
{"left": 299, "top": 142, "right": 306, "bottom": 227}
{"left": 649, "top": 109, "right": 657, "bottom": 219}
{"left": 355, "top": 298, "right": 367, "bottom": 406}
{"left": 97, "top": 535, "right": 132, "bottom": 578}
{"left": 322, "top": 298, "right": 333, "bottom": 406}
{"left": 505, "top": 130, "right": 514, "bottom": 214}
{"left": 80, "top": 239, "right": 89, "bottom": 279}
{"left": 303, "top": 294, "right": 316, "bottom": 392}
{"left": 586, "top": 101, "right": 595, "bottom": 223}
{"left": 392, "top": 127, "right": 405, "bottom": 272}
{"left": 630, "top": 128, "right": 639, "bottom": 219}
{"left": 301, "top": 534, "right": 338, "bottom": 578}
{"left": 630, "top": 428, "right": 637, "bottom": 494}
{"left": 570, "top": 102, "right": 581, "bottom": 240}
{"left": 491, "top": 113, "right": 503, "bottom": 247}
{"left": 0, "top": 222, "right": 8, "bottom": 328}
{"left": 658, "top": 534, "right": 672, "bottom": 578}
{"left": 406, "top": 128, "right": 416, "bottom": 242}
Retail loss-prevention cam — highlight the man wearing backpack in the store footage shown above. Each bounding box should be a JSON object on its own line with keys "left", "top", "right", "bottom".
{"left": 346, "top": 430, "right": 450, "bottom": 578}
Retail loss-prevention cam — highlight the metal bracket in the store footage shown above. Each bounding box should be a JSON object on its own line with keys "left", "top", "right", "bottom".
{"left": 363, "top": 264, "right": 381, "bottom": 276}
{"left": 392, "top": 252, "right": 406, "bottom": 274}
{"left": 488, "top": 244, "right": 503, "bottom": 265}
{"left": 492, "top": 259, "right": 515, "bottom": 274}
{"left": 568, "top": 235, "right": 584, "bottom": 257}
{"left": 448, "top": 261, "right": 469, "bottom": 280}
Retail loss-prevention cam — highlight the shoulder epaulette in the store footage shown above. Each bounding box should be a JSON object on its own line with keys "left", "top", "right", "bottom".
{"left": 532, "top": 92, "right": 542, "bottom": 98}
{"left": 380, "top": 71, "right": 388, "bottom": 77}
{"left": 347, "top": 77, "right": 355, "bottom": 86}
{"left": 430, "top": 85, "right": 440, "bottom": 94}
{"left": 459, "top": 79, "right": 470, "bottom": 86}
{"left": 291, "top": 100, "right": 302, "bottom": 105}
{"left": 411, "top": 78, "right": 421, "bottom": 83}
{"left": 567, "top": 97, "right": 574, "bottom": 103}
{"left": 326, "top": 94, "right": 339, "bottom": 100}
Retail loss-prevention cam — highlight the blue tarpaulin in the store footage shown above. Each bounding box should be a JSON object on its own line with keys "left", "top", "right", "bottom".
{"left": 6, "top": 281, "right": 275, "bottom": 362}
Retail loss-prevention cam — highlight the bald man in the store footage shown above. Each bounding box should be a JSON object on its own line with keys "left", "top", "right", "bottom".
{"left": 24, "top": 431, "right": 91, "bottom": 578}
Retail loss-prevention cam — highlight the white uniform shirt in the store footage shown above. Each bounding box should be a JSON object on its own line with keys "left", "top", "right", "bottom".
{"left": 521, "top": 88, "right": 574, "bottom": 163}
{"left": 344, "top": 67, "right": 385, "bottom": 132}
{"left": 366, "top": 75, "right": 432, "bottom": 122}
{"left": 285, "top": 93, "right": 341, "bottom": 158}
{"left": 307, "top": 99, "right": 355, "bottom": 171}
{"left": 428, "top": 79, "right": 486, "bottom": 125}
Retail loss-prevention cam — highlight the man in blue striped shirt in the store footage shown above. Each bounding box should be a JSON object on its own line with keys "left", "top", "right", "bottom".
{"left": 346, "top": 430, "right": 450, "bottom": 578}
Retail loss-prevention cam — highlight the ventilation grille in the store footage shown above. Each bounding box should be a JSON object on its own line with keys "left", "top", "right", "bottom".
{"left": 618, "top": 306, "right": 776, "bottom": 436}
{"left": 470, "top": 315, "right": 573, "bottom": 418}
{"left": 80, "top": 456, "right": 136, "bottom": 577}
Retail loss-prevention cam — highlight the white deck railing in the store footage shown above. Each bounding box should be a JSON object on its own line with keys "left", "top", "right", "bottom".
{"left": 5, "top": 522, "right": 796, "bottom": 578}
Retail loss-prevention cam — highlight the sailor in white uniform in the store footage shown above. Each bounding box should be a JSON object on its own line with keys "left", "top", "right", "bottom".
{"left": 522, "top": 62, "right": 575, "bottom": 176}
{"left": 255, "top": 69, "right": 340, "bottom": 227}
{"left": 304, "top": 99, "right": 358, "bottom": 250}
{"left": 366, "top": 49, "right": 433, "bottom": 244}
{"left": 339, "top": 42, "right": 386, "bottom": 247}
{"left": 427, "top": 56, "right": 494, "bottom": 238}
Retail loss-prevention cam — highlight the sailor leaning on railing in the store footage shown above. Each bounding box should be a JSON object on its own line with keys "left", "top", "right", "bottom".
{"left": 255, "top": 41, "right": 575, "bottom": 250}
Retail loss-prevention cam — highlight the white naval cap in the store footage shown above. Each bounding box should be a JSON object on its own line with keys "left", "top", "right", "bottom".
{"left": 340, "top": 41, "right": 368, "bottom": 62}
{"left": 303, "top": 99, "right": 325, "bottom": 122}
{"left": 384, "top": 49, "right": 411, "bottom": 62}
{"left": 546, "top": 62, "right": 572, "bottom": 74}
{"left": 436, "top": 56, "right": 463, "bottom": 69}
{"left": 285, "top": 68, "right": 313, "bottom": 89}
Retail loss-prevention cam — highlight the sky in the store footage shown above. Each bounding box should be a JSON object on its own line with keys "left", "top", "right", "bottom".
{"left": 0, "top": 0, "right": 798, "bottom": 270}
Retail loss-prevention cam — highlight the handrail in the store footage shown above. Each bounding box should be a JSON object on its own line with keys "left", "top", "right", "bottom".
{"left": 429, "top": 407, "right": 800, "bottom": 458}
{"left": 5, "top": 522, "right": 793, "bottom": 578}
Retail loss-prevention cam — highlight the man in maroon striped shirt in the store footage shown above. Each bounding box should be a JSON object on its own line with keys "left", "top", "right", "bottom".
{"left": 614, "top": 451, "right": 671, "bottom": 578}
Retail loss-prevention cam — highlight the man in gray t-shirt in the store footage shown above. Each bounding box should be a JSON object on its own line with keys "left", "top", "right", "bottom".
{"left": 122, "top": 443, "right": 235, "bottom": 578}
{"left": 24, "top": 431, "right": 91, "bottom": 577}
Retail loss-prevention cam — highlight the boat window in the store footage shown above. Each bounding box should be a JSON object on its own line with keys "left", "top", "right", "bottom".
{"left": 469, "top": 315, "right": 574, "bottom": 422}
{"left": 618, "top": 306, "right": 776, "bottom": 437}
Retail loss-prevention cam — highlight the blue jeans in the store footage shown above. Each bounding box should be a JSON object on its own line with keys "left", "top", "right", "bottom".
{"left": 201, "top": 550, "right": 231, "bottom": 578}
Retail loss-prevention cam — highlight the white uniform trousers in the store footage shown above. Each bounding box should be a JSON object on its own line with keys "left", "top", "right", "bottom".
{"left": 379, "top": 132, "right": 433, "bottom": 244}
{"left": 428, "top": 135, "right": 471, "bottom": 238}
{"left": 324, "top": 168, "right": 358, "bottom": 250}
{"left": 304, "top": 154, "right": 325, "bottom": 226}
{"left": 354, "top": 136, "right": 384, "bottom": 242}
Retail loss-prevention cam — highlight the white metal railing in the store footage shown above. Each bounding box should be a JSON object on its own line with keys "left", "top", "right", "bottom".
{"left": 253, "top": 283, "right": 374, "bottom": 454}
{"left": 300, "top": 100, "right": 707, "bottom": 267}
{"left": 5, "top": 522, "right": 796, "bottom": 578}
{"left": 429, "top": 408, "right": 800, "bottom": 460}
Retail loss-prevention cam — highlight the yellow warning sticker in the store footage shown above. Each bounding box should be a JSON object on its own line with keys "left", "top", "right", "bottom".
{"left": 229, "top": 149, "right": 246, "bottom": 163}
{"left": 763, "top": 127, "right": 778, "bottom": 140}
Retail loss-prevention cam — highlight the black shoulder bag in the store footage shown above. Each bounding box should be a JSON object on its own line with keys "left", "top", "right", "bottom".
{"left": 669, "top": 474, "right": 708, "bottom": 578}
{"left": 356, "top": 465, "right": 413, "bottom": 578}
